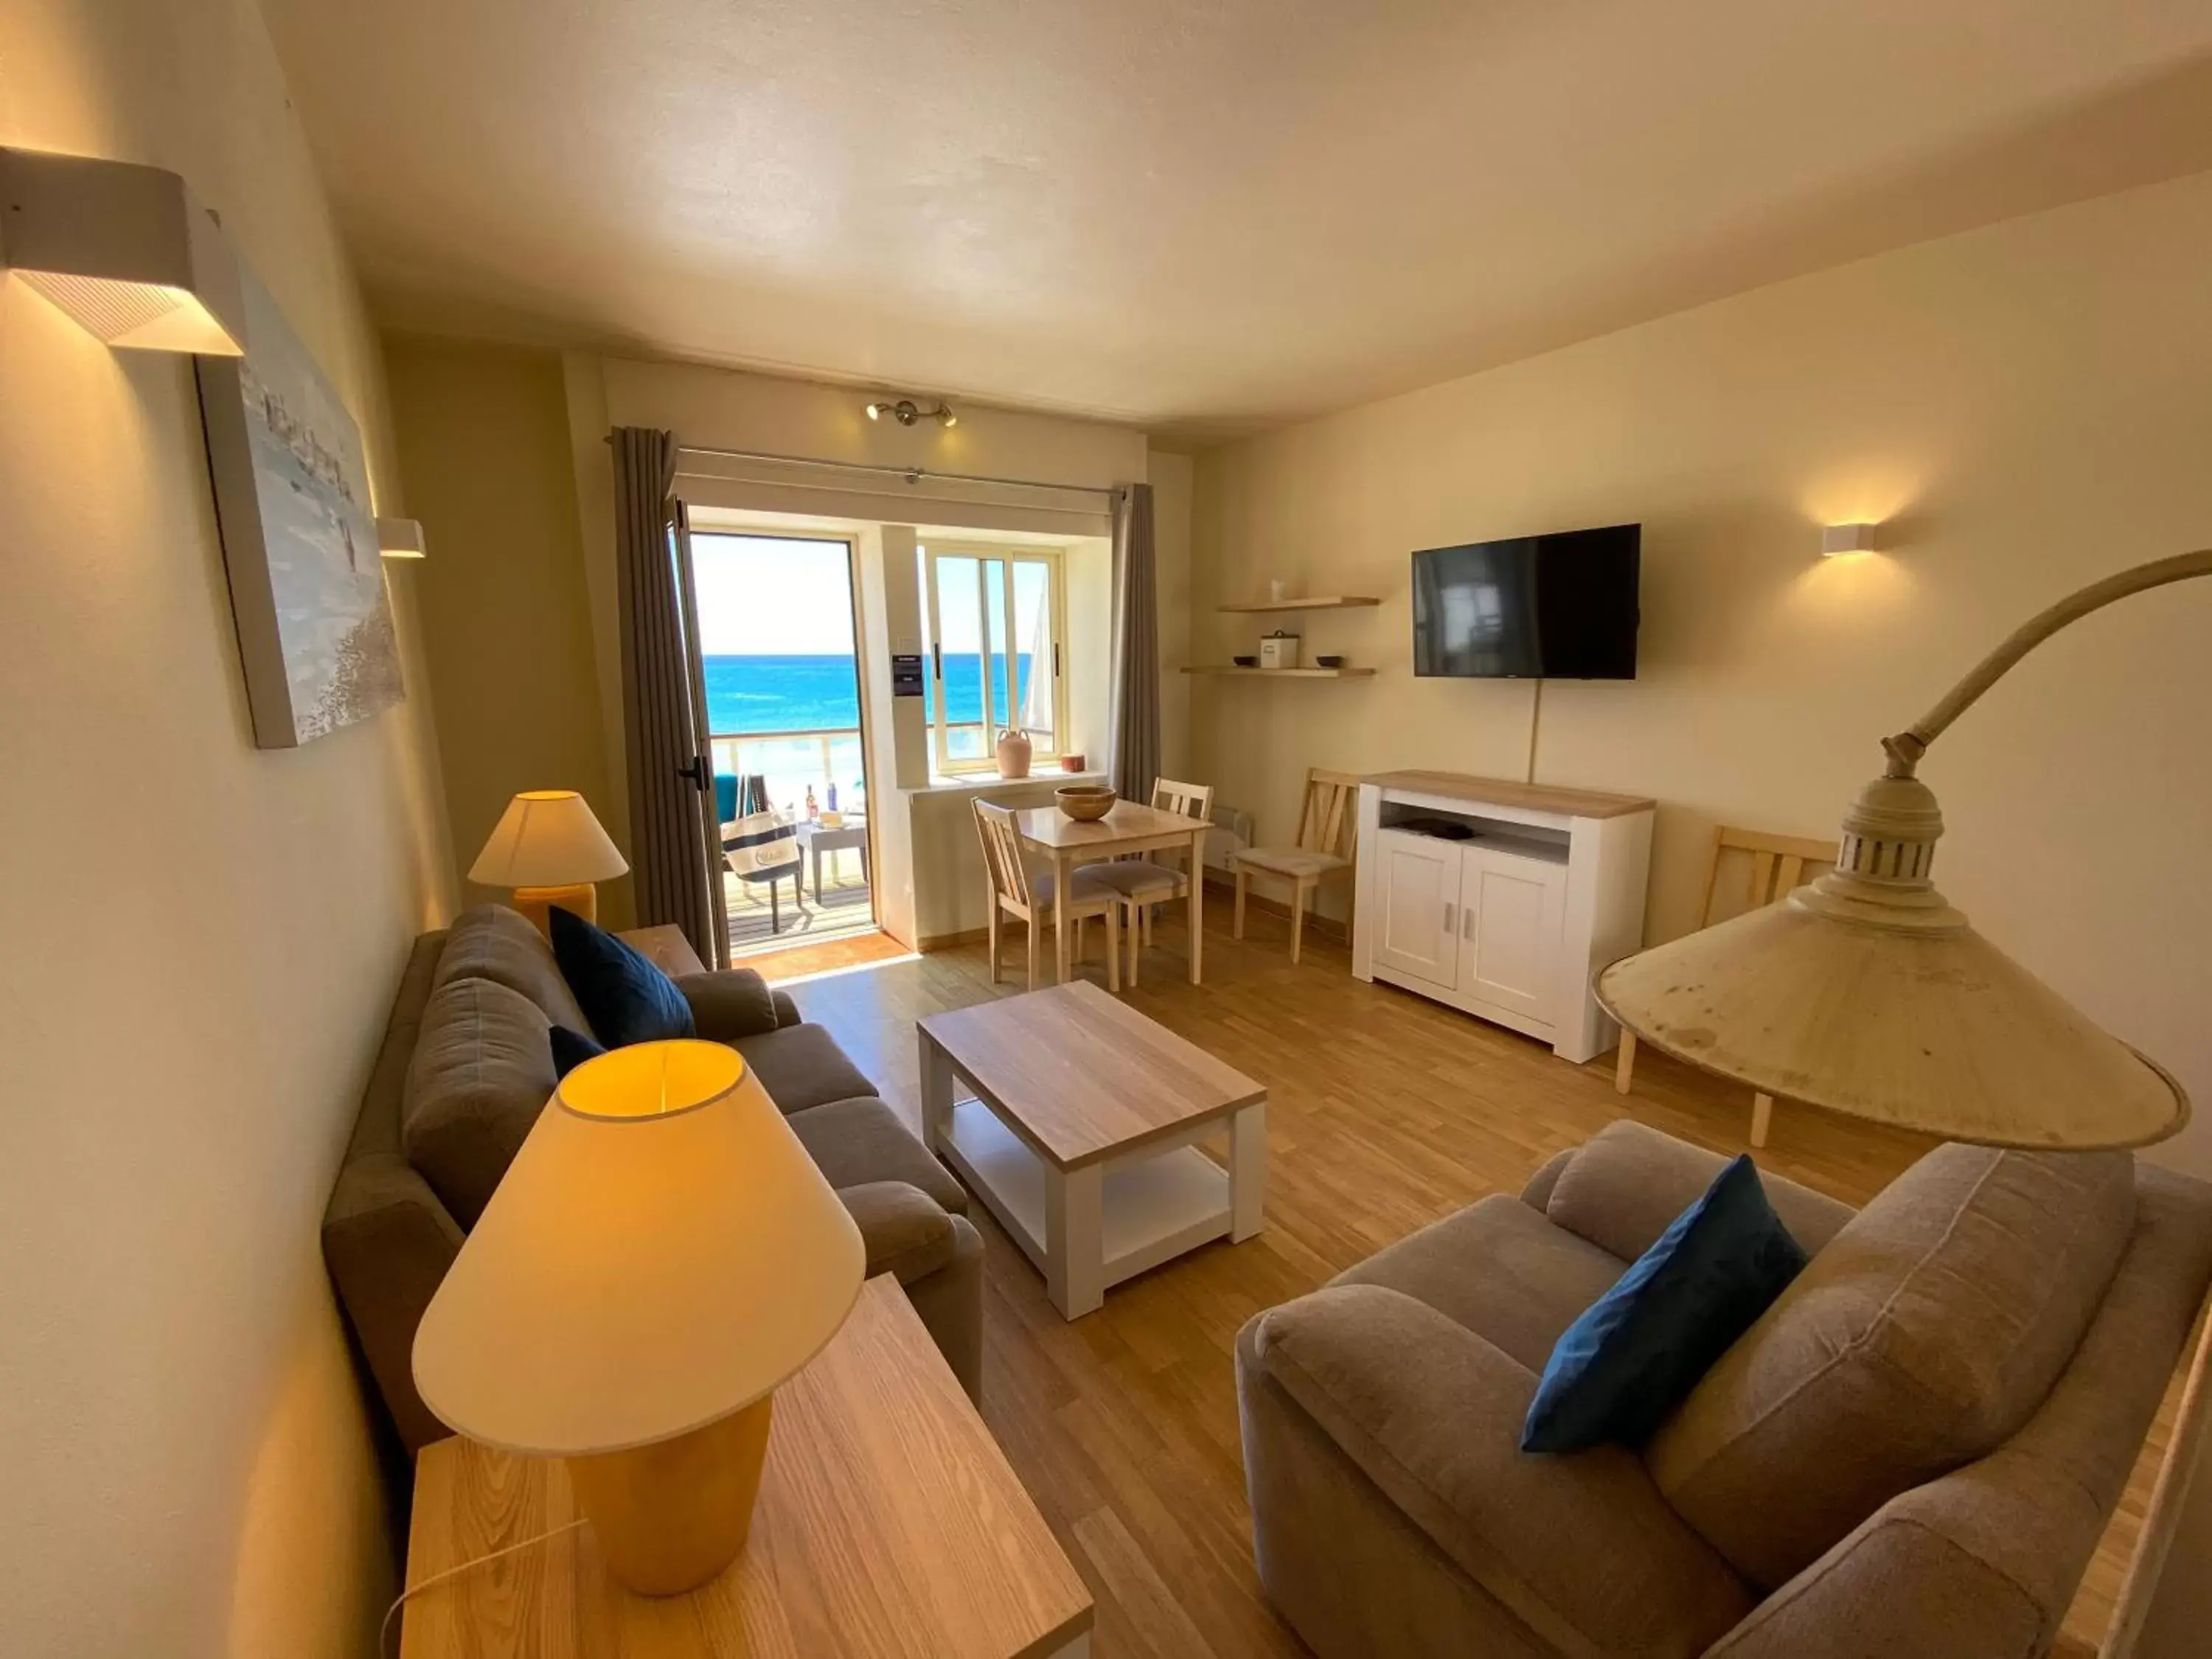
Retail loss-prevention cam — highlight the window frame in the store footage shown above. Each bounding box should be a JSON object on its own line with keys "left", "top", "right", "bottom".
{"left": 920, "top": 540, "right": 1071, "bottom": 776}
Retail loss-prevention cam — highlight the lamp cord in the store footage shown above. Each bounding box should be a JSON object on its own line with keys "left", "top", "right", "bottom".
{"left": 1883, "top": 548, "right": 2212, "bottom": 776}
{"left": 378, "top": 1518, "right": 588, "bottom": 1658}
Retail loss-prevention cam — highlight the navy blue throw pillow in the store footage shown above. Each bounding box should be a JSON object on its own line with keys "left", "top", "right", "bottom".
{"left": 1522, "top": 1155, "right": 1807, "bottom": 1454}
{"left": 547, "top": 905, "right": 696, "bottom": 1048}
{"left": 548, "top": 1024, "right": 607, "bottom": 1080}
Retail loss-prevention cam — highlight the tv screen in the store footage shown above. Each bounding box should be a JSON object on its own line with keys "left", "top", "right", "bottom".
{"left": 1411, "top": 524, "right": 1641, "bottom": 679}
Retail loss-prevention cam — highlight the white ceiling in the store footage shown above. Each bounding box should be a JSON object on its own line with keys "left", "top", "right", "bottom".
{"left": 260, "top": 0, "right": 2212, "bottom": 437}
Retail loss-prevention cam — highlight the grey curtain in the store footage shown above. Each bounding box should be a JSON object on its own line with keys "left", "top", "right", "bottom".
{"left": 612, "top": 427, "right": 718, "bottom": 961}
{"left": 1107, "top": 481, "right": 1161, "bottom": 801}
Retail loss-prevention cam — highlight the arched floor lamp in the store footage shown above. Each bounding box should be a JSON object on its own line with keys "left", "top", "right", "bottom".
{"left": 1595, "top": 549, "right": 2212, "bottom": 1658}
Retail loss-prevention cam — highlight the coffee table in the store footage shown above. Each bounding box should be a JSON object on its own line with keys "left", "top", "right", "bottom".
{"left": 918, "top": 982, "right": 1268, "bottom": 1318}
{"left": 400, "top": 1276, "right": 1093, "bottom": 1658}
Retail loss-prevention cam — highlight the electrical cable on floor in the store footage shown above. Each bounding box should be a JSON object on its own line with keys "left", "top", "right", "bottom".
{"left": 378, "top": 1518, "right": 588, "bottom": 1658}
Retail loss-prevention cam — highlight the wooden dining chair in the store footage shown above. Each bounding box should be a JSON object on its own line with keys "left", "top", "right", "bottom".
{"left": 972, "top": 800, "right": 1120, "bottom": 992}
{"left": 1615, "top": 823, "right": 1840, "bottom": 1147}
{"left": 1075, "top": 777, "right": 1214, "bottom": 987}
{"left": 1230, "top": 767, "right": 1362, "bottom": 964}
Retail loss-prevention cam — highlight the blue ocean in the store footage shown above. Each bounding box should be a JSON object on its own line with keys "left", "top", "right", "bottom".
{"left": 703, "top": 653, "right": 1037, "bottom": 735}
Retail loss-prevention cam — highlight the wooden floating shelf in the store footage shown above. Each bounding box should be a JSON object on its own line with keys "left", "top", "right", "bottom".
{"left": 1217, "top": 596, "right": 1381, "bottom": 613}
{"left": 1181, "top": 666, "right": 1377, "bottom": 678}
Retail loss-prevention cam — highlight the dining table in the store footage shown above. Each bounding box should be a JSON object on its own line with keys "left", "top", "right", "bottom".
{"left": 1013, "top": 800, "right": 1211, "bottom": 987}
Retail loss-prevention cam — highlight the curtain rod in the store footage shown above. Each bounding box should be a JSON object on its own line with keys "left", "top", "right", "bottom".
{"left": 608, "top": 435, "right": 1119, "bottom": 498}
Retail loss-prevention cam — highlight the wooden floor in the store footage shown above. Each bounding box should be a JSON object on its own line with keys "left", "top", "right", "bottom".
{"left": 724, "top": 862, "right": 875, "bottom": 954}
{"left": 781, "top": 905, "right": 2168, "bottom": 1659}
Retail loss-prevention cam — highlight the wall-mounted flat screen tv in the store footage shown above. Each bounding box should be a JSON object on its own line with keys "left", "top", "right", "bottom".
{"left": 1411, "top": 524, "right": 1641, "bottom": 679}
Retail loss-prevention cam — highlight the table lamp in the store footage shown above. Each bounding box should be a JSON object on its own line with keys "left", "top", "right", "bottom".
{"left": 411, "top": 1040, "right": 864, "bottom": 1596}
{"left": 468, "top": 790, "right": 629, "bottom": 935}
{"left": 1596, "top": 549, "right": 2208, "bottom": 1150}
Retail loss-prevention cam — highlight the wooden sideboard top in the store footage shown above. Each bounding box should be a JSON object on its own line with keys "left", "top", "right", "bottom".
{"left": 1363, "top": 770, "right": 1656, "bottom": 819}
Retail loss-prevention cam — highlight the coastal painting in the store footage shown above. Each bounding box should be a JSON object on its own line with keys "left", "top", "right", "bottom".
{"left": 196, "top": 271, "right": 403, "bottom": 748}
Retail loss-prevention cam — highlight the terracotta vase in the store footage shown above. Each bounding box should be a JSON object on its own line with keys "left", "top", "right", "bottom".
{"left": 995, "top": 728, "right": 1034, "bottom": 779}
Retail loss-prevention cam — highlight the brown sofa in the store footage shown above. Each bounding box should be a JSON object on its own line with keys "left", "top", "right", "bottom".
{"left": 324, "top": 905, "right": 982, "bottom": 1452}
{"left": 1237, "top": 1119, "right": 2212, "bottom": 1659}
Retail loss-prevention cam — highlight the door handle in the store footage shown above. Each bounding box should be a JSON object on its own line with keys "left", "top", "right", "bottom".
{"left": 676, "top": 757, "right": 709, "bottom": 792}
{"left": 1441, "top": 902, "right": 1457, "bottom": 936}
{"left": 1463, "top": 902, "right": 1476, "bottom": 939}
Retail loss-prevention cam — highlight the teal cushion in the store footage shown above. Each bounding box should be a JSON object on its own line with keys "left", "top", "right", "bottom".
{"left": 547, "top": 906, "right": 696, "bottom": 1048}
{"left": 1522, "top": 1155, "right": 1807, "bottom": 1453}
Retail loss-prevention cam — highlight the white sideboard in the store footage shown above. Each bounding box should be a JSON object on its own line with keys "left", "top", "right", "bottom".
{"left": 1351, "top": 771, "right": 1655, "bottom": 1063}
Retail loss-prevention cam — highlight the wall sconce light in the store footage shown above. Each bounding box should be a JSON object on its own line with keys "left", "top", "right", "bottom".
{"left": 378, "top": 517, "right": 428, "bottom": 560}
{"left": 864, "top": 397, "right": 956, "bottom": 428}
{"left": 0, "top": 147, "right": 246, "bottom": 355}
{"left": 1821, "top": 523, "right": 1879, "bottom": 557}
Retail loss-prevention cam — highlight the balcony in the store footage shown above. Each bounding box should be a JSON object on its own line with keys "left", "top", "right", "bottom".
{"left": 711, "top": 727, "right": 875, "bottom": 954}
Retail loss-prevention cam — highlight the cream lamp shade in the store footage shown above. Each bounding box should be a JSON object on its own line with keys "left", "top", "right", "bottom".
{"left": 469, "top": 790, "right": 628, "bottom": 889}
{"left": 413, "top": 1040, "right": 863, "bottom": 1595}
{"left": 0, "top": 147, "right": 246, "bottom": 355}
{"left": 1596, "top": 550, "right": 2206, "bottom": 1151}
{"left": 412, "top": 1040, "right": 863, "bottom": 1456}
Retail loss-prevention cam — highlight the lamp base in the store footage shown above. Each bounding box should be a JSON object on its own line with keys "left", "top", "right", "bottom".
{"left": 566, "top": 1395, "right": 773, "bottom": 1597}
{"left": 512, "top": 882, "right": 597, "bottom": 936}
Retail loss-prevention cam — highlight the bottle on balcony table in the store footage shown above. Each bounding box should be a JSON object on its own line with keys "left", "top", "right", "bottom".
{"left": 805, "top": 785, "right": 819, "bottom": 821}
{"left": 826, "top": 783, "right": 838, "bottom": 814}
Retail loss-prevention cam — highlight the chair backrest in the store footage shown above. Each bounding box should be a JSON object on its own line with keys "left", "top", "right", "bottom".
{"left": 1151, "top": 776, "right": 1215, "bottom": 822}
{"left": 1295, "top": 768, "right": 1362, "bottom": 860}
{"left": 972, "top": 800, "right": 1033, "bottom": 911}
{"left": 1698, "top": 825, "right": 1838, "bottom": 929}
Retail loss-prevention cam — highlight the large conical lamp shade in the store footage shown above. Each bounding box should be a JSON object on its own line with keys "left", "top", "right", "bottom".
{"left": 413, "top": 1040, "right": 863, "bottom": 1593}
{"left": 1594, "top": 790, "right": 2186, "bottom": 1149}
{"left": 1594, "top": 542, "right": 2205, "bottom": 1153}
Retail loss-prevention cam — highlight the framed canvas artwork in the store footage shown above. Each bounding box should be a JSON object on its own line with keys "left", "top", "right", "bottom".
{"left": 197, "top": 270, "right": 403, "bottom": 748}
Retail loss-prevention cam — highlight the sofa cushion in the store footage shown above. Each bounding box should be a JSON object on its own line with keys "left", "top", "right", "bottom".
{"left": 1248, "top": 1284, "right": 1755, "bottom": 1659}
{"left": 733, "top": 1023, "right": 877, "bottom": 1118}
{"left": 1523, "top": 1155, "right": 1808, "bottom": 1453}
{"left": 403, "top": 978, "right": 558, "bottom": 1228}
{"left": 1333, "top": 1193, "right": 1625, "bottom": 1372}
{"left": 675, "top": 968, "right": 781, "bottom": 1043}
{"left": 783, "top": 1096, "right": 967, "bottom": 1216}
{"left": 1548, "top": 1119, "right": 1856, "bottom": 1262}
{"left": 1646, "top": 1143, "right": 2138, "bottom": 1589}
{"left": 549, "top": 905, "right": 695, "bottom": 1046}
{"left": 432, "top": 904, "right": 589, "bottom": 1032}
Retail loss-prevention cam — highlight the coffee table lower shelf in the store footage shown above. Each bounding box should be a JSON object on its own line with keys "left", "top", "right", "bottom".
{"left": 940, "top": 1102, "right": 1240, "bottom": 1313}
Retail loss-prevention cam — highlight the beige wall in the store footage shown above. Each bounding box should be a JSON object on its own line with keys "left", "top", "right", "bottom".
{"left": 1191, "top": 169, "right": 2212, "bottom": 1175}
{"left": 0, "top": 1, "right": 456, "bottom": 1655}
{"left": 384, "top": 336, "right": 616, "bottom": 912}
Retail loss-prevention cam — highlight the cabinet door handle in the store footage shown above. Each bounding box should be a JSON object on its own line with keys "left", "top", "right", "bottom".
{"left": 1463, "top": 902, "right": 1476, "bottom": 939}
{"left": 1441, "top": 902, "right": 1457, "bottom": 936}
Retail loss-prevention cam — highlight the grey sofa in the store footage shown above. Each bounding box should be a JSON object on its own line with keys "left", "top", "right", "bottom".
{"left": 1237, "top": 1119, "right": 2212, "bottom": 1659}
{"left": 324, "top": 905, "right": 982, "bottom": 1453}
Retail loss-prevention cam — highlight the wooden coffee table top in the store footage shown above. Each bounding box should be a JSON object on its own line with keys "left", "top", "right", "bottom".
{"left": 401, "top": 1276, "right": 1093, "bottom": 1659}
{"left": 919, "top": 982, "right": 1266, "bottom": 1169}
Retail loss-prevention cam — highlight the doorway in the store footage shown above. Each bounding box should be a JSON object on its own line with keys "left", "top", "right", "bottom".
{"left": 688, "top": 532, "right": 877, "bottom": 957}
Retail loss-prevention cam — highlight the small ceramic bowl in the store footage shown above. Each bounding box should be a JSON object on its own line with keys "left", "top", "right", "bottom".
{"left": 1056, "top": 784, "right": 1117, "bottom": 821}
{"left": 1315, "top": 654, "right": 1346, "bottom": 668}
{"left": 1233, "top": 654, "right": 1259, "bottom": 667}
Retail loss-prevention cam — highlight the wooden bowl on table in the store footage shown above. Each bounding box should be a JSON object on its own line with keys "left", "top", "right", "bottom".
{"left": 1056, "top": 784, "right": 1117, "bottom": 821}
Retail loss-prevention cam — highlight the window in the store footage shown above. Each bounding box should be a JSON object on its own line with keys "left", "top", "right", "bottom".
{"left": 920, "top": 542, "right": 1068, "bottom": 774}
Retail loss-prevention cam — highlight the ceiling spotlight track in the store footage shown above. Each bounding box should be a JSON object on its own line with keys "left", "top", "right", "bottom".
{"left": 864, "top": 396, "right": 957, "bottom": 428}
